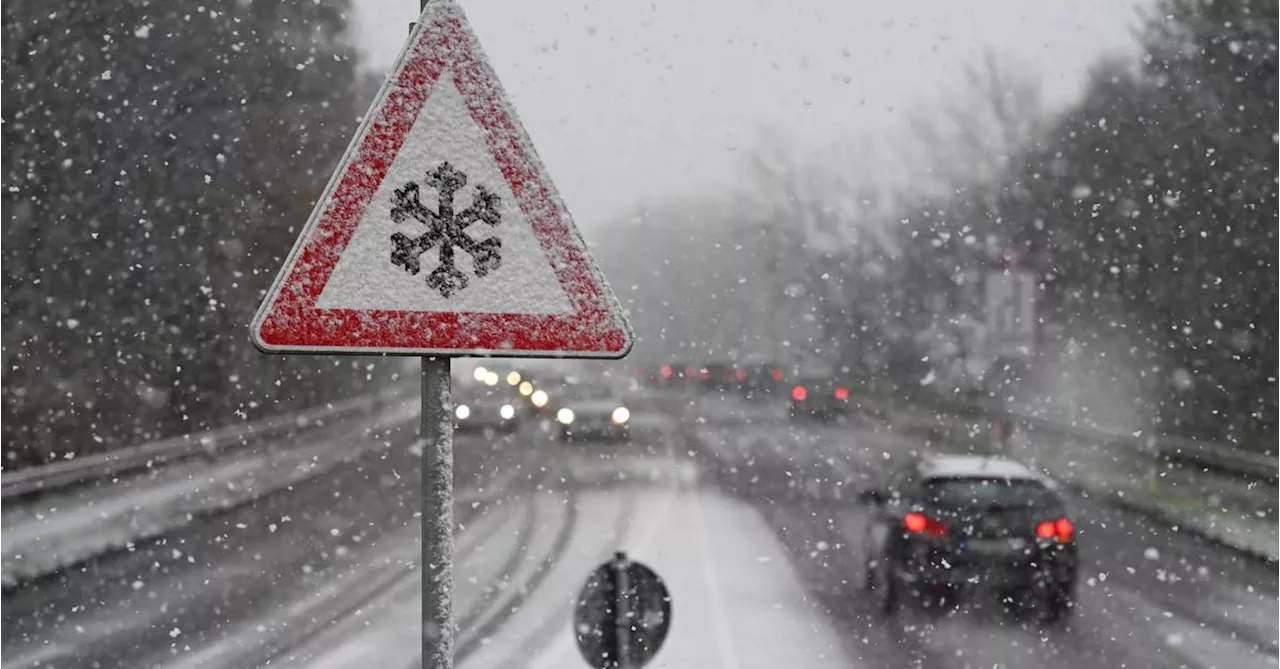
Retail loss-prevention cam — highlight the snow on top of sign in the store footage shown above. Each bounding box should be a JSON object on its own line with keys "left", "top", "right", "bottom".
{"left": 315, "top": 72, "right": 575, "bottom": 316}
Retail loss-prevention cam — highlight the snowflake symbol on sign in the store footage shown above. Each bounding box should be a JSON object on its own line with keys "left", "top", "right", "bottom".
{"left": 389, "top": 161, "right": 502, "bottom": 298}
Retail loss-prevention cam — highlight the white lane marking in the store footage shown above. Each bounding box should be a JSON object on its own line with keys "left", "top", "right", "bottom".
{"left": 691, "top": 491, "right": 742, "bottom": 669}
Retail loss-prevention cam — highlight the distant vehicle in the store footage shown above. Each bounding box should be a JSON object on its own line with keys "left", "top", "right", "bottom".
{"left": 454, "top": 386, "right": 520, "bottom": 435}
{"left": 652, "top": 362, "right": 698, "bottom": 389}
{"left": 554, "top": 381, "right": 632, "bottom": 442}
{"left": 521, "top": 372, "right": 578, "bottom": 415}
{"left": 738, "top": 362, "right": 786, "bottom": 400}
{"left": 787, "top": 375, "right": 852, "bottom": 421}
{"left": 859, "top": 455, "right": 1078, "bottom": 623}
{"left": 697, "top": 362, "right": 740, "bottom": 392}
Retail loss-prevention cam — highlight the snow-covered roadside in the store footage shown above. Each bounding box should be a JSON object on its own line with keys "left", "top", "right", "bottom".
{"left": 2, "top": 400, "right": 419, "bottom": 587}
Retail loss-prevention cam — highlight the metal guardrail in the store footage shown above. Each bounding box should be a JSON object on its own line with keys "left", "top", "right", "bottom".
{"left": 1, "top": 384, "right": 412, "bottom": 501}
{"left": 844, "top": 392, "right": 1276, "bottom": 482}
{"left": 981, "top": 404, "right": 1277, "bottom": 482}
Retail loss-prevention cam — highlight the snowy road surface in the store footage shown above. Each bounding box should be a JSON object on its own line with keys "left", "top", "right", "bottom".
{"left": 2, "top": 397, "right": 1276, "bottom": 669}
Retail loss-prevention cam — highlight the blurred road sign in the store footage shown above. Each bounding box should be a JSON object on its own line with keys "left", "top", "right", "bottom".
{"left": 251, "top": 0, "right": 631, "bottom": 358}
{"left": 985, "top": 270, "right": 1036, "bottom": 357}
{"left": 574, "top": 552, "right": 671, "bottom": 669}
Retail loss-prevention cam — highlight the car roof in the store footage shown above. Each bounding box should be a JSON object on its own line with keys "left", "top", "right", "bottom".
{"left": 918, "top": 455, "right": 1042, "bottom": 482}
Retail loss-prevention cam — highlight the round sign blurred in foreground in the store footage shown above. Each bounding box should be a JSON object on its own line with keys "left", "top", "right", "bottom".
{"left": 574, "top": 552, "right": 671, "bottom": 669}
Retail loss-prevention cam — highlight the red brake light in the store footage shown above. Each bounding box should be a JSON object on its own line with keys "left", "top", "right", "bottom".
{"left": 904, "top": 512, "right": 947, "bottom": 538}
{"left": 700, "top": 369, "right": 712, "bottom": 380}
{"left": 736, "top": 370, "right": 747, "bottom": 381}
{"left": 834, "top": 386, "right": 850, "bottom": 400}
{"left": 685, "top": 365, "right": 696, "bottom": 377}
{"left": 660, "top": 365, "right": 673, "bottom": 379}
{"left": 770, "top": 368, "right": 784, "bottom": 381}
{"left": 1055, "top": 518, "right": 1074, "bottom": 542}
{"left": 791, "top": 386, "right": 807, "bottom": 401}
{"left": 1037, "top": 518, "right": 1074, "bottom": 543}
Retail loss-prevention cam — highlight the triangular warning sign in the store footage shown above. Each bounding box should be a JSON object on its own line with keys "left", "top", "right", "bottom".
{"left": 251, "top": 0, "right": 632, "bottom": 358}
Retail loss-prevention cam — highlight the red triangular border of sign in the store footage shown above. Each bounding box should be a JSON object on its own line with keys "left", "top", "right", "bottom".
{"left": 251, "top": 1, "right": 631, "bottom": 358}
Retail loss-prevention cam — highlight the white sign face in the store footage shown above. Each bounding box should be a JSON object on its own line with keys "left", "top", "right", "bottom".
{"left": 314, "top": 73, "right": 574, "bottom": 316}
{"left": 985, "top": 270, "right": 1036, "bottom": 356}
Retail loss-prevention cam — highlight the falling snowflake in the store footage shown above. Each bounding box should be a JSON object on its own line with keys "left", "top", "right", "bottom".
{"left": 389, "top": 161, "right": 502, "bottom": 298}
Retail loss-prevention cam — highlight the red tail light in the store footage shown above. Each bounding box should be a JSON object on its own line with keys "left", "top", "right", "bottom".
{"left": 685, "top": 365, "right": 696, "bottom": 377}
{"left": 736, "top": 370, "right": 747, "bottom": 381}
{"left": 791, "top": 386, "right": 807, "bottom": 401}
{"left": 904, "top": 512, "right": 947, "bottom": 538}
{"left": 834, "top": 386, "right": 850, "bottom": 400}
{"left": 1036, "top": 518, "right": 1074, "bottom": 543}
{"left": 770, "top": 368, "right": 784, "bottom": 381}
{"left": 700, "top": 369, "right": 712, "bottom": 380}
{"left": 660, "top": 365, "right": 673, "bottom": 379}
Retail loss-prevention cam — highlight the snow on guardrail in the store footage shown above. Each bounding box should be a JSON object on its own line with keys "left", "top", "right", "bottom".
{"left": 991, "top": 405, "right": 1277, "bottom": 482}
{"left": 1, "top": 384, "right": 413, "bottom": 501}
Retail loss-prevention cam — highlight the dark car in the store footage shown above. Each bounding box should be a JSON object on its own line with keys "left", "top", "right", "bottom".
{"left": 651, "top": 362, "right": 697, "bottom": 389}
{"left": 698, "top": 362, "right": 741, "bottom": 393}
{"left": 787, "top": 375, "right": 851, "bottom": 421}
{"left": 860, "top": 455, "right": 1078, "bottom": 622}
{"left": 454, "top": 387, "right": 521, "bottom": 435}
{"left": 554, "top": 381, "right": 632, "bottom": 443}
{"left": 738, "top": 362, "right": 785, "bottom": 400}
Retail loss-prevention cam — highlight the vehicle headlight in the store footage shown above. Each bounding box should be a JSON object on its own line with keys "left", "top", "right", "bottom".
{"left": 455, "top": 404, "right": 471, "bottom": 420}
{"left": 611, "top": 406, "right": 630, "bottom": 425}
{"left": 556, "top": 408, "right": 575, "bottom": 425}
{"left": 472, "top": 367, "right": 488, "bottom": 382}
{"left": 483, "top": 371, "right": 500, "bottom": 386}
{"left": 518, "top": 381, "right": 534, "bottom": 397}
{"left": 531, "top": 390, "right": 549, "bottom": 408}
{"left": 500, "top": 404, "right": 515, "bottom": 420}
{"left": 506, "top": 371, "right": 521, "bottom": 386}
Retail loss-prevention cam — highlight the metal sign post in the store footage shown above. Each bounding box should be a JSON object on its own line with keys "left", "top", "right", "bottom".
{"left": 420, "top": 356, "right": 453, "bottom": 668}
{"left": 611, "top": 552, "right": 633, "bottom": 669}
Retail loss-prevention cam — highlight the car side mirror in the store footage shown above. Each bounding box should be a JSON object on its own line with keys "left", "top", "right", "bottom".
{"left": 857, "top": 488, "right": 886, "bottom": 506}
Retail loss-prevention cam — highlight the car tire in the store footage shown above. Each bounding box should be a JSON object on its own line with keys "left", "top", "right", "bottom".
{"left": 868, "top": 558, "right": 899, "bottom": 616}
{"left": 1040, "top": 589, "right": 1074, "bottom": 625}
{"left": 861, "top": 556, "right": 877, "bottom": 592}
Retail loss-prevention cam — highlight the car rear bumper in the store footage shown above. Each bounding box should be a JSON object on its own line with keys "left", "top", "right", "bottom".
{"left": 789, "top": 403, "right": 849, "bottom": 419}
{"left": 896, "top": 546, "right": 1077, "bottom": 591}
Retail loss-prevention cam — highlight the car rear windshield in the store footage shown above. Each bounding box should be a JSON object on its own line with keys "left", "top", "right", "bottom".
{"left": 923, "top": 477, "right": 1055, "bottom": 510}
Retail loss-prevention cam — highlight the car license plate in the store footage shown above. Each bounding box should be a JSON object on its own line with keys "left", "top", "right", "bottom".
{"left": 963, "top": 538, "right": 1025, "bottom": 555}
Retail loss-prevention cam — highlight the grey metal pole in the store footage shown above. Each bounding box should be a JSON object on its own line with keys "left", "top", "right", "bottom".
{"left": 612, "top": 551, "right": 632, "bottom": 669}
{"left": 421, "top": 356, "right": 454, "bottom": 668}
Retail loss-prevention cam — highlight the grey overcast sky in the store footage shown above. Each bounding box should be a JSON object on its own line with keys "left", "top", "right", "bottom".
{"left": 351, "top": 0, "right": 1148, "bottom": 226}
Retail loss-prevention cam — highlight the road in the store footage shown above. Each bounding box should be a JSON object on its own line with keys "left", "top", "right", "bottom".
{"left": 2, "top": 391, "right": 1275, "bottom": 669}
